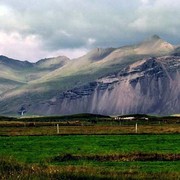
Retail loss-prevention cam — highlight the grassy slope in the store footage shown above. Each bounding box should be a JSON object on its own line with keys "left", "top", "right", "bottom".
{"left": 2, "top": 37, "right": 174, "bottom": 92}
{"left": 0, "top": 54, "right": 166, "bottom": 115}
{"left": 0, "top": 37, "right": 177, "bottom": 115}
{"left": 0, "top": 57, "right": 68, "bottom": 98}
{"left": 30, "top": 36, "right": 174, "bottom": 84}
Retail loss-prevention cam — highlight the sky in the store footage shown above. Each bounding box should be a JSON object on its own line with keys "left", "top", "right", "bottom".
{"left": 0, "top": 0, "right": 180, "bottom": 62}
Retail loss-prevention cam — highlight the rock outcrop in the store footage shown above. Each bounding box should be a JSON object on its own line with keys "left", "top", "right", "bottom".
{"left": 25, "top": 56, "right": 180, "bottom": 115}
{"left": 0, "top": 36, "right": 179, "bottom": 116}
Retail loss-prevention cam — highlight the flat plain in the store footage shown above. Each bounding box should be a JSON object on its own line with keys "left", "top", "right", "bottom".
{"left": 0, "top": 115, "right": 180, "bottom": 179}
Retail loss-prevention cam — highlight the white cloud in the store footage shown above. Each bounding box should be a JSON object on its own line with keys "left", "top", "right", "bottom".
{"left": 0, "top": 4, "right": 28, "bottom": 32}
{"left": 87, "top": 38, "right": 96, "bottom": 46}
{"left": 140, "top": 0, "right": 149, "bottom": 5}
{"left": 60, "top": 30, "right": 72, "bottom": 37}
{"left": 0, "top": 31, "right": 43, "bottom": 61}
{"left": 130, "top": 0, "right": 180, "bottom": 37}
{"left": 130, "top": 17, "right": 148, "bottom": 32}
{"left": 0, "top": 31, "right": 87, "bottom": 61}
{"left": 0, "top": 0, "right": 180, "bottom": 61}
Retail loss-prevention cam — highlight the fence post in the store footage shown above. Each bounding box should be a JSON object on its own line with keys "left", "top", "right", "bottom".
{"left": 57, "top": 124, "right": 59, "bottom": 134}
{"left": 135, "top": 123, "right": 138, "bottom": 133}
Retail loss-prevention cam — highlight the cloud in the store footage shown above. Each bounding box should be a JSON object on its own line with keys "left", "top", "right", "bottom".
{"left": 130, "top": 0, "right": 180, "bottom": 38}
{"left": 0, "top": 31, "right": 87, "bottom": 61}
{"left": 0, "top": 0, "right": 180, "bottom": 61}
{"left": 0, "top": 31, "right": 45, "bottom": 61}
{"left": 140, "top": 0, "right": 149, "bottom": 5}
{"left": 0, "top": 5, "right": 27, "bottom": 32}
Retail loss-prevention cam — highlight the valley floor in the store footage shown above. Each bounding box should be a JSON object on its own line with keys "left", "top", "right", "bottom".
{"left": 0, "top": 133, "right": 180, "bottom": 179}
{"left": 0, "top": 116, "right": 179, "bottom": 179}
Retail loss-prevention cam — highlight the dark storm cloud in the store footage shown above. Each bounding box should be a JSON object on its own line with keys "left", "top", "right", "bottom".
{"left": 0, "top": 0, "right": 180, "bottom": 61}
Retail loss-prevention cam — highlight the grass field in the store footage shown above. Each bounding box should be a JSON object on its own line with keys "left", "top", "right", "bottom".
{"left": 0, "top": 114, "right": 180, "bottom": 179}
{"left": 0, "top": 124, "right": 180, "bottom": 136}
{"left": 1, "top": 134, "right": 179, "bottom": 162}
{"left": 0, "top": 134, "right": 180, "bottom": 179}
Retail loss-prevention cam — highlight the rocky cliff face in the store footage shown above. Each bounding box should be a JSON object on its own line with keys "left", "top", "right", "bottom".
{"left": 27, "top": 56, "right": 180, "bottom": 115}
{"left": 0, "top": 36, "right": 179, "bottom": 116}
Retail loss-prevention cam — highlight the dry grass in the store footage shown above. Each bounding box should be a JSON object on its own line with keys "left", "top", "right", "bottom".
{"left": 52, "top": 153, "right": 180, "bottom": 162}
{"left": 0, "top": 124, "right": 179, "bottom": 136}
{"left": 0, "top": 156, "right": 179, "bottom": 180}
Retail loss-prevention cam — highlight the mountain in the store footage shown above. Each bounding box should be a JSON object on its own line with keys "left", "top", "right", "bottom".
{"left": 0, "top": 35, "right": 179, "bottom": 116}
{"left": 135, "top": 35, "right": 174, "bottom": 55}
{"left": 0, "top": 55, "right": 33, "bottom": 94}
{"left": 35, "top": 56, "right": 70, "bottom": 70}
{"left": 0, "top": 55, "right": 70, "bottom": 89}
{"left": 0, "top": 55, "right": 33, "bottom": 81}
{"left": 49, "top": 56, "right": 179, "bottom": 115}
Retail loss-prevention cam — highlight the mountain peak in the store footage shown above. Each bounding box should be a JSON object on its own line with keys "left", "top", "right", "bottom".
{"left": 136, "top": 35, "right": 174, "bottom": 55}
{"left": 144, "top": 35, "right": 163, "bottom": 43}
{"left": 35, "top": 55, "right": 70, "bottom": 70}
{"left": 151, "top": 35, "right": 161, "bottom": 40}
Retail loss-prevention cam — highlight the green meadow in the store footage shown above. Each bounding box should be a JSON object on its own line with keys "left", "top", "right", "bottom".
{"left": 0, "top": 134, "right": 180, "bottom": 179}
{"left": 0, "top": 114, "right": 179, "bottom": 179}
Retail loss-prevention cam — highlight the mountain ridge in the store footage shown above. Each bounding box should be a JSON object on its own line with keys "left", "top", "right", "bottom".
{"left": 0, "top": 35, "right": 179, "bottom": 116}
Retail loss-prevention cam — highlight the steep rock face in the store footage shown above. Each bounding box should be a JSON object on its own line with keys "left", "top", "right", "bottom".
{"left": 0, "top": 36, "right": 179, "bottom": 116}
{"left": 33, "top": 56, "right": 179, "bottom": 115}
